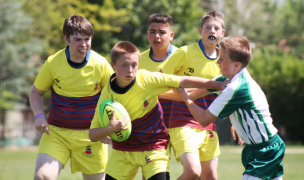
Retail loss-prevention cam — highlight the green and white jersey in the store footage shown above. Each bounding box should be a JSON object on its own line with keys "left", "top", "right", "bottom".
{"left": 209, "top": 69, "right": 278, "bottom": 145}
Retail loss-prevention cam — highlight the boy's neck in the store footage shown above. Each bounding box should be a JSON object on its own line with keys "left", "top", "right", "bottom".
{"left": 150, "top": 46, "right": 170, "bottom": 61}
{"left": 229, "top": 68, "right": 244, "bottom": 80}
{"left": 202, "top": 40, "right": 219, "bottom": 58}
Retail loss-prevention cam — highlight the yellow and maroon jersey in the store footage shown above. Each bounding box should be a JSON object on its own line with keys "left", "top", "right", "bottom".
{"left": 161, "top": 40, "right": 221, "bottom": 131}
{"left": 139, "top": 44, "right": 178, "bottom": 128}
{"left": 90, "top": 69, "right": 180, "bottom": 151}
{"left": 34, "top": 47, "right": 114, "bottom": 130}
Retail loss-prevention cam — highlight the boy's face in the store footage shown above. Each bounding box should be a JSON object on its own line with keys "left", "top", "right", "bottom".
{"left": 199, "top": 19, "right": 225, "bottom": 48}
{"left": 64, "top": 33, "right": 92, "bottom": 62}
{"left": 147, "top": 23, "right": 174, "bottom": 52}
{"left": 217, "top": 48, "right": 241, "bottom": 79}
{"left": 111, "top": 54, "right": 139, "bottom": 88}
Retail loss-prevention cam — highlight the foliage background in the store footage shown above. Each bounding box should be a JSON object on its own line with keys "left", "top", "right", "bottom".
{"left": 0, "top": 0, "right": 303, "bottom": 143}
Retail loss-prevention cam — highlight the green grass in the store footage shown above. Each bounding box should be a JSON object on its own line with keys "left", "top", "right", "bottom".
{"left": 0, "top": 146, "right": 303, "bottom": 180}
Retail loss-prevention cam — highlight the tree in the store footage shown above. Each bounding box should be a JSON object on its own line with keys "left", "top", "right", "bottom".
{"left": 22, "top": 0, "right": 129, "bottom": 59}
{"left": 0, "top": 0, "right": 45, "bottom": 110}
{"left": 202, "top": 0, "right": 279, "bottom": 42}
{"left": 274, "top": 0, "right": 304, "bottom": 59}
{"left": 248, "top": 47, "right": 304, "bottom": 143}
{"left": 112, "top": 0, "right": 206, "bottom": 50}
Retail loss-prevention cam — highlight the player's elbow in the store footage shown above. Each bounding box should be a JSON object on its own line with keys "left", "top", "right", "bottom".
{"left": 197, "top": 118, "right": 210, "bottom": 127}
{"left": 88, "top": 130, "right": 99, "bottom": 142}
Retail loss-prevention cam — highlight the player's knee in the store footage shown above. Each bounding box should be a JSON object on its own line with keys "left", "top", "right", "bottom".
{"left": 183, "top": 167, "right": 201, "bottom": 179}
{"left": 34, "top": 171, "right": 52, "bottom": 180}
{"left": 201, "top": 171, "right": 217, "bottom": 180}
{"left": 202, "top": 174, "right": 217, "bottom": 180}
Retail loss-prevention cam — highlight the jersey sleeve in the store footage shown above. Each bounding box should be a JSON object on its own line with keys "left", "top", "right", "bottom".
{"left": 161, "top": 46, "right": 187, "bottom": 75}
{"left": 208, "top": 85, "right": 243, "bottom": 119}
{"left": 90, "top": 85, "right": 111, "bottom": 129}
{"left": 138, "top": 70, "right": 180, "bottom": 95}
{"left": 34, "top": 60, "right": 53, "bottom": 91}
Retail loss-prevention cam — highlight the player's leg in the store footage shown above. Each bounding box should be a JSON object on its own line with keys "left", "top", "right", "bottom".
{"left": 70, "top": 130, "right": 108, "bottom": 178}
{"left": 106, "top": 149, "right": 139, "bottom": 180}
{"left": 241, "top": 174, "right": 263, "bottom": 180}
{"left": 82, "top": 172, "right": 106, "bottom": 180}
{"left": 34, "top": 153, "right": 64, "bottom": 180}
{"left": 242, "top": 134, "right": 285, "bottom": 180}
{"left": 105, "top": 174, "right": 116, "bottom": 180}
{"left": 241, "top": 174, "right": 283, "bottom": 180}
{"left": 199, "top": 130, "right": 220, "bottom": 180}
{"left": 178, "top": 152, "right": 201, "bottom": 180}
{"left": 142, "top": 149, "right": 170, "bottom": 180}
{"left": 169, "top": 127, "right": 205, "bottom": 180}
{"left": 200, "top": 158, "right": 218, "bottom": 180}
{"left": 272, "top": 175, "right": 283, "bottom": 180}
{"left": 148, "top": 172, "right": 170, "bottom": 180}
{"left": 34, "top": 125, "right": 71, "bottom": 180}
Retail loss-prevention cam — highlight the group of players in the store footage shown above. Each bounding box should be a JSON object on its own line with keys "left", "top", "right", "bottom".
{"left": 29, "top": 11, "right": 285, "bottom": 180}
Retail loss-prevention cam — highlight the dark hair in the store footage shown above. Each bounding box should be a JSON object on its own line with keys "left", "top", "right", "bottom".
{"left": 220, "top": 36, "right": 251, "bottom": 68}
{"left": 111, "top": 41, "right": 140, "bottom": 64}
{"left": 200, "top": 11, "right": 225, "bottom": 29}
{"left": 148, "top": 14, "right": 173, "bottom": 31}
{"left": 63, "top": 15, "right": 94, "bottom": 39}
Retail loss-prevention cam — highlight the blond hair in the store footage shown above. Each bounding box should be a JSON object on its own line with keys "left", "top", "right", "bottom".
{"left": 110, "top": 41, "right": 140, "bottom": 64}
{"left": 200, "top": 11, "right": 225, "bottom": 29}
{"left": 220, "top": 36, "right": 251, "bottom": 68}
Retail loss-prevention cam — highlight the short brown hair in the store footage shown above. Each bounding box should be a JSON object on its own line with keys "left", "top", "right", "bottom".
{"left": 219, "top": 36, "right": 251, "bottom": 68}
{"left": 200, "top": 11, "right": 225, "bottom": 29}
{"left": 148, "top": 14, "right": 173, "bottom": 31}
{"left": 63, "top": 15, "right": 94, "bottom": 39}
{"left": 110, "top": 41, "right": 140, "bottom": 64}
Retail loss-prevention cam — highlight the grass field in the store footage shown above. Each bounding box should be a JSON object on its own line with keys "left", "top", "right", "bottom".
{"left": 0, "top": 145, "right": 303, "bottom": 180}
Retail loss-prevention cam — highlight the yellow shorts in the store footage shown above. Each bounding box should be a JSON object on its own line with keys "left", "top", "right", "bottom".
{"left": 106, "top": 149, "right": 169, "bottom": 180}
{"left": 38, "top": 125, "right": 108, "bottom": 174}
{"left": 166, "top": 128, "right": 176, "bottom": 160}
{"left": 169, "top": 127, "right": 220, "bottom": 162}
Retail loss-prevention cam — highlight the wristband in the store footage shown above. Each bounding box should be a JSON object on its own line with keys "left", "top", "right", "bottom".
{"left": 35, "top": 113, "right": 46, "bottom": 120}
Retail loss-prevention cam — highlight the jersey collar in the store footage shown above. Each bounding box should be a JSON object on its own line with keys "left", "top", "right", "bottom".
{"left": 65, "top": 46, "right": 91, "bottom": 69}
{"left": 198, "top": 39, "right": 219, "bottom": 60}
{"left": 149, "top": 43, "right": 174, "bottom": 62}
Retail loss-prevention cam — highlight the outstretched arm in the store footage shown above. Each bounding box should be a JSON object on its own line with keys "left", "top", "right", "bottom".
{"left": 173, "top": 88, "right": 217, "bottom": 127}
{"left": 159, "top": 88, "right": 212, "bottom": 101}
{"left": 179, "top": 76, "right": 228, "bottom": 91}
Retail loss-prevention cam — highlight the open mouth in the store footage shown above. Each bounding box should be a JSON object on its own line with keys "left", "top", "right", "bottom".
{"left": 208, "top": 35, "right": 216, "bottom": 40}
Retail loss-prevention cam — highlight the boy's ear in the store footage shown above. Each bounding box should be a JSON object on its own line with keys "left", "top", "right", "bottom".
{"left": 235, "top": 61, "right": 242, "bottom": 69}
{"left": 170, "top": 31, "right": 175, "bottom": 41}
{"left": 110, "top": 62, "right": 116, "bottom": 71}
{"left": 198, "top": 27, "right": 203, "bottom": 36}
{"left": 64, "top": 35, "right": 69, "bottom": 44}
{"left": 221, "top": 29, "right": 226, "bottom": 38}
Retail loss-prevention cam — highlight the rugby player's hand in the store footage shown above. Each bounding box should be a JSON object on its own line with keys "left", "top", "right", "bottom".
{"left": 100, "top": 136, "right": 112, "bottom": 144}
{"left": 109, "top": 110, "right": 129, "bottom": 132}
{"left": 35, "top": 117, "right": 49, "bottom": 135}
{"left": 172, "top": 88, "right": 188, "bottom": 101}
{"left": 221, "top": 79, "right": 230, "bottom": 90}
{"left": 230, "top": 125, "right": 244, "bottom": 146}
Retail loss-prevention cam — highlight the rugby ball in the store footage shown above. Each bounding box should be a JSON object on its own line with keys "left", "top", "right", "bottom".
{"left": 99, "top": 99, "right": 132, "bottom": 142}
